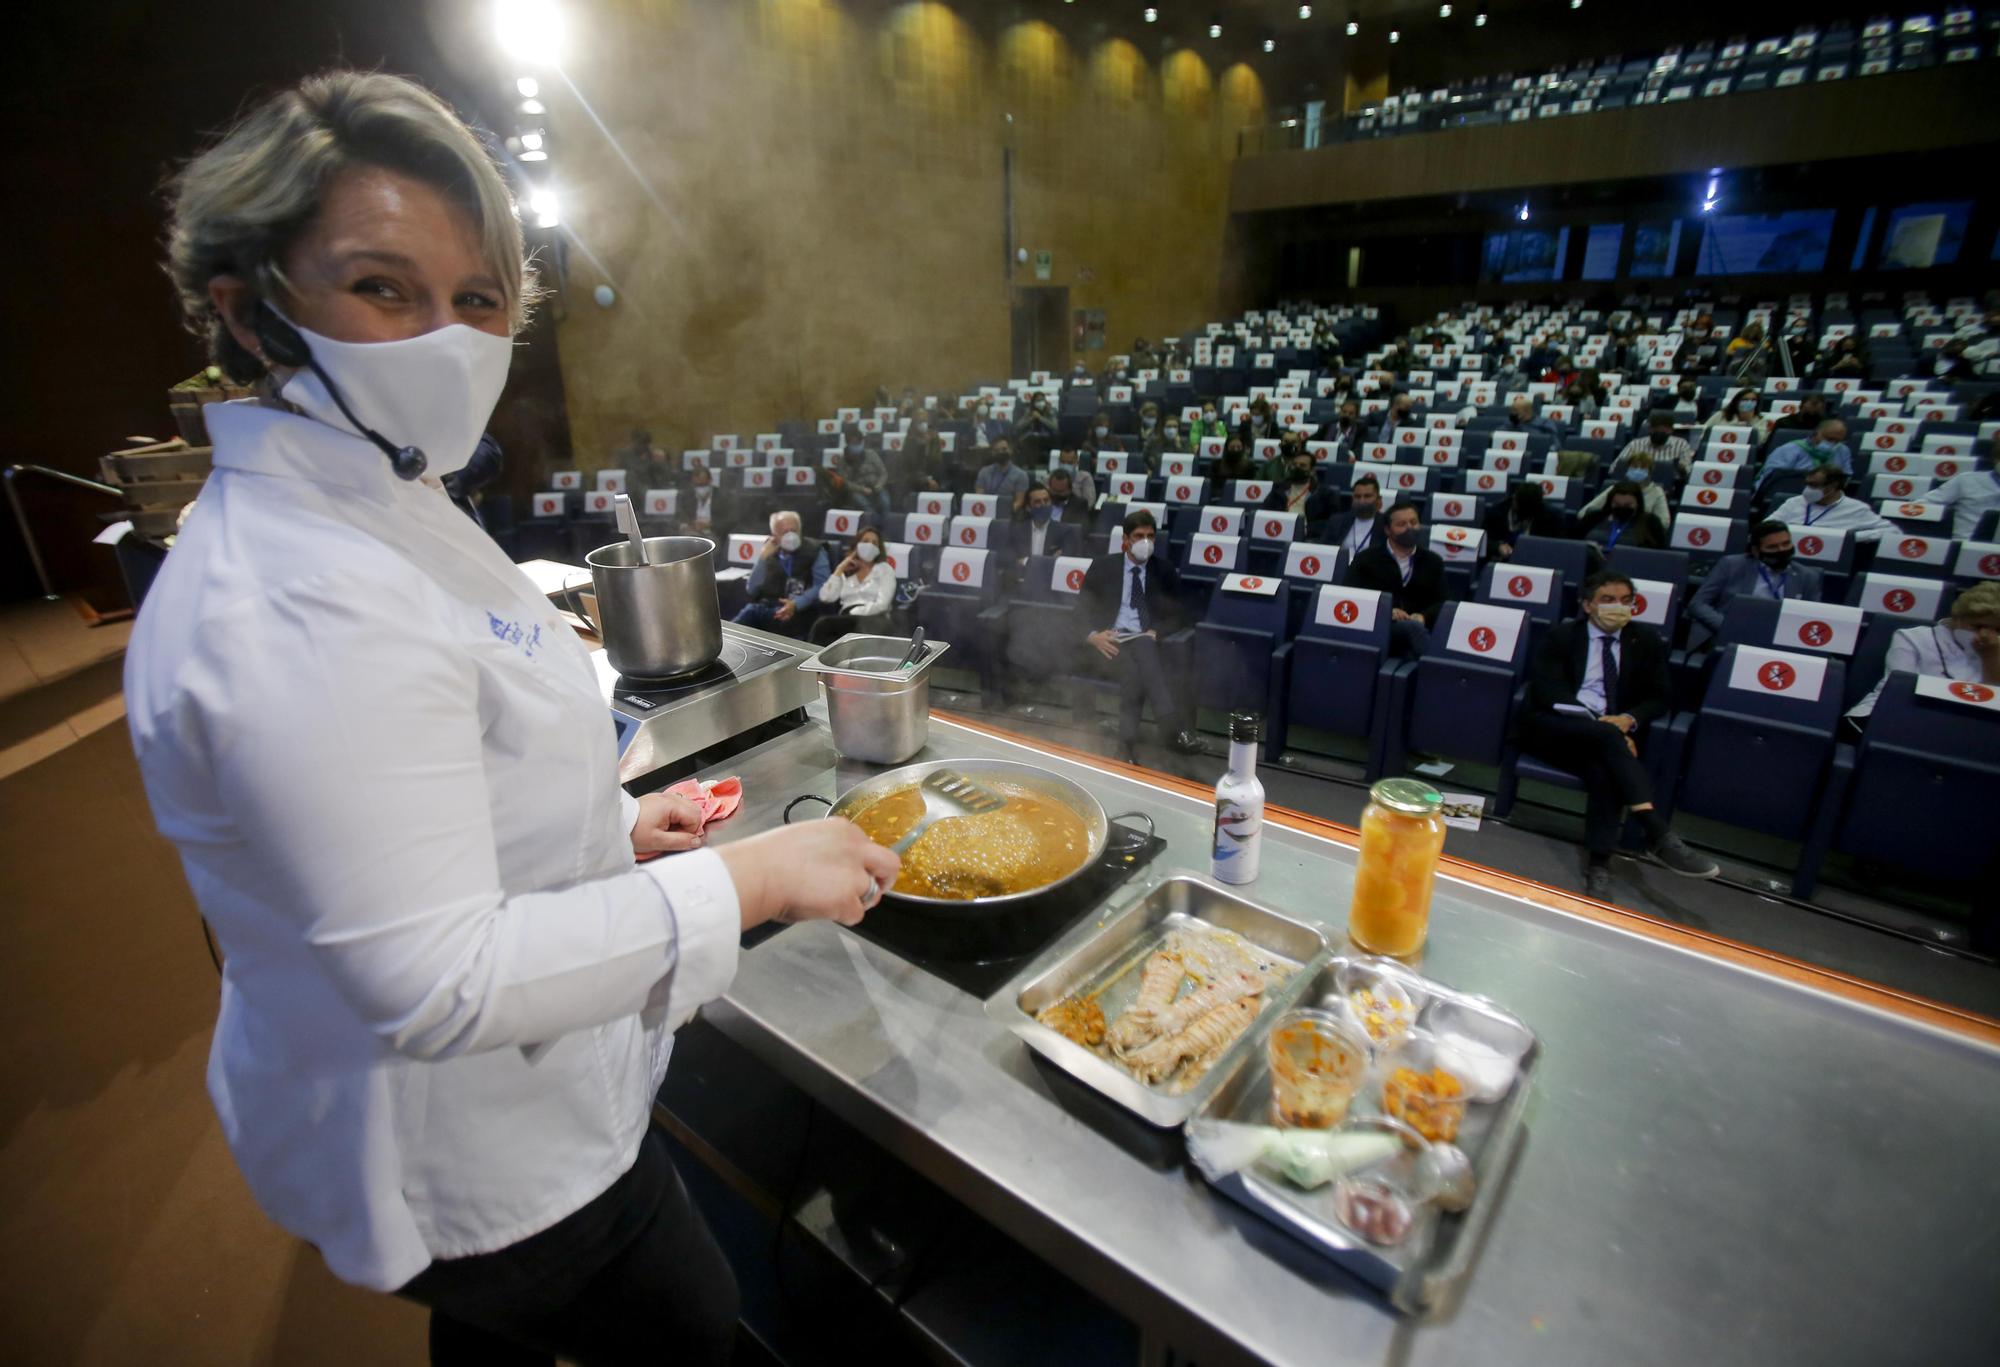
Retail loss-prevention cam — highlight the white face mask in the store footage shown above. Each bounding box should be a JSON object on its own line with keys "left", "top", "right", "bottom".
{"left": 856, "top": 541, "right": 880, "bottom": 563}
{"left": 778, "top": 530, "right": 802, "bottom": 552}
{"left": 1802, "top": 485, "right": 1827, "bottom": 505}
{"left": 1094, "top": 426, "right": 1109, "bottom": 439}
{"left": 277, "top": 314, "right": 512, "bottom": 479}
{"left": 1126, "top": 536, "right": 1155, "bottom": 564}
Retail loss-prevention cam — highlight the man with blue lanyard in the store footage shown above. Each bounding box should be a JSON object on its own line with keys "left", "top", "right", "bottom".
{"left": 1687, "top": 520, "right": 1825, "bottom": 641}
{"left": 1326, "top": 474, "right": 1384, "bottom": 561}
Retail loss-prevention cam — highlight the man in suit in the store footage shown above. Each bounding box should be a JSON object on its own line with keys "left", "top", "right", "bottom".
{"left": 1686, "top": 520, "right": 1825, "bottom": 643}
{"left": 1009, "top": 484, "right": 1079, "bottom": 572}
{"left": 1521, "top": 569, "right": 1720, "bottom": 899}
{"left": 1073, "top": 510, "right": 1201, "bottom": 762}
{"left": 1042, "top": 466, "right": 1092, "bottom": 527}
{"left": 1260, "top": 445, "right": 1340, "bottom": 539}
{"left": 1342, "top": 500, "right": 1446, "bottom": 656}
{"left": 1324, "top": 474, "right": 1384, "bottom": 562}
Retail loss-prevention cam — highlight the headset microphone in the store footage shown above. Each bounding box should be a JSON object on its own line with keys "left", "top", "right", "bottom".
{"left": 253, "top": 304, "right": 428, "bottom": 481}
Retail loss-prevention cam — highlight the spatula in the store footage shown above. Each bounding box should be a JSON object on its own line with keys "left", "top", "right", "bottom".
{"left": 613, "top": 494, "right": 649, "bottom": 564}
{"left": 888, "top": 768, "right": 1008, "bottom": 855}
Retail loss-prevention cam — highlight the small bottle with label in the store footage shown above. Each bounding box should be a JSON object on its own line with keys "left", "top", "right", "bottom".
{"left": 1211, "top": 712, "right": 1265, "bottom": 885}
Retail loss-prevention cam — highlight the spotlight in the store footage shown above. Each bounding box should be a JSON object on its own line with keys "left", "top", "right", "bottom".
{"left": 529, "top": 188, "right": 559, "bottom": 228}
{"left": 1210, "top": 19, "right": 1222, "bottom": 39}
{"left": 519, "top": 149, "right": 548, "bottom": 162}
{"left": 1144, "top": 6, "right": 1158, "bottom": 20}
{"left": 1299, "top": 4, "right": 1312, "bottom": 17}
{"left": 1265, "top": 37, "right": 1276, "bottom": 52}
{"left": 495, "top": 1, "right": 566, "bottom": 66}
{"left": 1476, "top": 10, "right": 1488, "bottom": 25}
{"left": 520, "top": 131, "right": 544, "bottom": 150}
{"left": 1440, "top": 3, "right": 1452, "bottom": 15}
{"left": 520, "top": 98, "right": 545, "bottom": 114}
{"left": 1347, "top": 18, "right": 1359, "bottom": 36}
{"left": 1389, "top": 28, "right": 1399, "bottom": 43}
{"left": 1570, "top": 0, "right": 1582, "bottom": 7}
{"left": 516, "top": 76, "right": 539, "bottom": 98}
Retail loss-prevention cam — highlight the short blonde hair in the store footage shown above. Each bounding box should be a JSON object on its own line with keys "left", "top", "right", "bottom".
{"left": 165, "top": 70, "right": 537, "bottom": 382}
{"left": 1949, "top": 581, "right": 2000, "bottom": 622}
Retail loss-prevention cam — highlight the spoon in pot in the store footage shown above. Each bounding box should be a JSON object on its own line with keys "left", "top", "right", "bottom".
{"left": 895, "top": 627, "right": 928, "bottom": 671}
{"left": 613, "top": 494, "right": 649, "bottom": 565}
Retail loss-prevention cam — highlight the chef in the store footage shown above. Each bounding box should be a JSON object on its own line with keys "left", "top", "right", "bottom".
{"left": 128, "top": 71, "right": 898, "bottom": 1366}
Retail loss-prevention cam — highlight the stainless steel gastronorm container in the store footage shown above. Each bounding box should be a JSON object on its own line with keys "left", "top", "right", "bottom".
{"left": 797, "top": 634, "right": 951, "bottom": 765}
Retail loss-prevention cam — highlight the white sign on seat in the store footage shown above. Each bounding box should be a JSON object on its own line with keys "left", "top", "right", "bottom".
{"left": 1670, "top": 513, "right": 1732, "bottom": 552}
{"left": 1313, "top": 584, "right": 1383, "bottom": 630}
{"left": 948, "top": 515, "right": 994, "bottom": 549}
{"left": 1051, "top": 555, "right": 1092, "bottom": 594}
{"left": 1201, "top": 506, "right": 1245, "bottom": 537}
{"left": 882, "top": 542, "right": 914, "bottom": 580}
{"left": 1190, "top": 533, "right": 1242, "bottom": 569}
{"left": 1878, "top": 532, "right": 1953, "bottom": 568}
{"left": 1629, "top": 577, "right": 1676, "bottom": 627}
{"left": 1954, "top": 542, "right": 2000, "bottom": 580}
{"left": 1870, "top": 473, "right": 1934, "bottom": 501}
{"left": 1689, "top": 460, "right": 1740, "bottom": 488}
{"left": 1775, "top": 600, "right": 1864, "bottom": 655}
{"left": 643, "top": 489, "right": 677, "bottom": 517}
{"left": 961, "top": 494, "right": 999, "bottom": 519}
{"left": 551, "top": 470, "right": 582, "bottom": 490}
{"left": 531, "top": 492, "right": 563, "bottom": 518}
{"left": 1443, "top": 601, "right": 1525, "bottom": 658}
{"left": 1490, "top": 564, "right": 1557, "bottom": 606}
{"left": 904, "top": 512, "right": 946, "bottom": 546}
{"left": 1788, "top": 525, "right": 1849, "bottom": 562}
{"left": 1727, "top": 645, "right": 1828, "bottom": 702}
{"left": 1432, "top": 493, "right": 1478, "bottom": 523}
{"left": 725, "top": 533, "right": 764, "bottom": 565}
{"left": 937, "top": 547, "right": 989, "bottom": 589}
{"left": 1285, "top": 543, "right": 1341, "bottom": 581}
{"left": 1219, "top": 572, "right": 1282, "bottom": 596}
{"left": 1855, "top": 573, "right": 1945, "bottom": 618}
{"left": 916, "top": 492, "right": 954, "bottom": 517}
{"left": 1430, "top": 525, "right": 1486, "bottom": 563}
{"left": 1167, "top": 476, "right": 1206, "bottom": 504}
{"left": 1915, "top": 676, "right": 2000, "bottom": 710}
{"left": 823, "top": 508, "right": 866, "bottom": 538}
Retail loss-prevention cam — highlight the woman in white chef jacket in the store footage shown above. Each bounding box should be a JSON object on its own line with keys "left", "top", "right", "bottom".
{"left": 128, "top": 72, "right": 899, "bottom": 1366}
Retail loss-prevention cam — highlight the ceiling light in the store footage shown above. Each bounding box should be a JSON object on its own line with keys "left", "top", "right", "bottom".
{"left": 1347, "top": 18, "right": 1359, "bottom": 36}
{"left": 1570, "top": 0, "right": 1582, "bottom": 7}
{"left": 518, "top": 149, "right": 548, "bottom": 161}
{"left": 1144, "top": 6, "right": 1158, "bottom": 20}
{"left": 1476, "top": 11, "right": 1488, "bottom": 25}
{"left": 1389, "top": 29, "right": 1400, "bottom": 43}
{"left": 529, "top": 188, "right": 559, "bottom": 228}
{"left": 1440, "top": 3, "right": 1452, "bottom": 15}
{"left": 520, "top": 131, "right": 544, "bottom": 150}
{"left": 1210, "top": 21, "right": 1222, "bottom": 39}
{"left": 516, "top": 76, "right": 539, "bottom": 98}
{"left": 495, "top": 1, "right": 566, "bottom": 66}
{"left": 1518, "top": 202, "right": 1530, "bottom": 221}
{"left": 1265, "top": 37, "right": 1276, "bottom": 52}
{"left": 1299, "top": 4, "right": 1313, "bottom": 17}
{"left": 520, "top": 98, "right": 545, "bottom": 114}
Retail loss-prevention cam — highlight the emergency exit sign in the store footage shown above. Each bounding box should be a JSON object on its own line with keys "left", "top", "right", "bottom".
{"left": 1033, "top": 250, "right": 1052, "bottom": 280}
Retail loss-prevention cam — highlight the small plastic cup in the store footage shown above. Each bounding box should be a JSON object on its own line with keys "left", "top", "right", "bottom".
{"left": 1332, "top": 956, "right": 1431, "bottom": 1046}
{"left": 1267, "top": 1009, "right": 1371, "bottom": 1129}
{"left": 1377, "top": 1029, "right": 1470, "bottom": 1145}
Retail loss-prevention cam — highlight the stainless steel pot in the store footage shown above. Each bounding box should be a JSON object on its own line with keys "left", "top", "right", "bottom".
{"left": 823, "top": 758, "right": 1114, "bottom": 909}
{"left": 574, "top": 535, "right": 723, "bottom": 679}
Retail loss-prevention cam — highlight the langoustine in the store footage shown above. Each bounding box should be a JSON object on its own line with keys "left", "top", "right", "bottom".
{"left": 1124, "top": 996, "right": 1262, "bottom": 1085}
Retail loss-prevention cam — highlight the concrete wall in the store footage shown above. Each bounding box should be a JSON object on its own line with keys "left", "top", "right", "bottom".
{"left": 545, "top": 0, "right": 1263, "bottom": 467}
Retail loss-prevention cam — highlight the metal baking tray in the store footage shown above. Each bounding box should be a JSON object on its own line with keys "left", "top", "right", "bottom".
{"left": 984, "top": 875, "right": 1331, "bottom": 1128}
{"left": 1189, "top": 956, "right": 1540, "bottom": 1313}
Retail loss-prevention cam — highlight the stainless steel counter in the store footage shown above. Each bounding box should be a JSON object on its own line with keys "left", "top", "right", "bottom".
{"left": 695, "top": 709, "right": 2000, "bottom": 1366}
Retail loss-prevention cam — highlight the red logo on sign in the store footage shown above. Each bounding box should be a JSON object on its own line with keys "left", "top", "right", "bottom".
{"left": 1633, "top": 593, "right": 1649, "bottom": 616}
{"left": 1211, "top": 514, "right": 1229, "bottom": 532}
{"left": 1884, "top": 589, "right": 1916, "bottom": 613}
{"left": 1445, "top": 528, "right": 1467, "bottom": 542}
{"left": 1898, "top": 538, "right": 1929, "bottom": 559}
{"left": 1797, "top": 535, "right": 1824, "bottom": 556}
{"left": 960, "top": 527, "right": 978, "bottom": 545}
{"left": 1797, "top": 620, "right": 1833, "bottom": 647}
{"left": 592, "top": 496, "right": 608, "bottom": 510}
{"left": 1950, "top": 682, "right": 1996, "bottom": 703}
{"left": 1884, "top": 456, "right": 1907, "bottom": 472}
{"left": 1066, "top": 568, "right": 1085, "bottom": 590}
{"left": 1299, "top": 555, "right": 1322, "bottom": 577}
{"left": 1757, "top": 661, "right": 1797, "bottom": 691}
{"left": 1263, "top": 520, "right": 1283, "bottom": 537}
{"left": 1687, "top": 527, "right": 1712, "bottom": 547}
{"left": 1495, "top": 456, "right": 1513, "bottom": 469}
{"left": 835, "top": 516, "right": 850, "bottom": 532}
{"left": 1446, "top": 501, "right": 1464, "bottom": 517}
{"left": 1176, "top": 486, "right": 1192, "bottom": 501}
{"left": 737, "top": 544, "right": 754, "bottom": 561}
{"left": 1937, "top": 460, "right": 1960, "bottom": 474}
{"left": 1242, "top": 577, "right": 1264, "bottom": 591}
{"left": 1697, "top": 489, "right": 1719, "bottom": 506}
{"left": 951, "top": 561, "right": 971, "bottom": 583}
{"left": 1399, "top": 473, "right": 1416, "bottom": 487}
{"left": 1890, "top": 480, "right": 1914, "bottom": 497}
{"left": 1508, "top": 574, "right": 1534, "bottom": 598}
{"left": 1333, "top": 599, "right": 1359, "bottom": 624}
{"left": 1900, "top": 503, "right": 1927, "bottom": 517}
{"left": 915, "top": 524, "right": 933, "bottom": 542}
{"left": 1468, "top": 626, "right": 1498, "bottom": 653}
{"left": 1980, "top": 554, "right": 2000, "bottom": 577}
{"left": 1204, "top": 544, "right": 1223, "bottom": 565}
{"left": 1703, "top": 469, "right": 1723, "bottom": 485}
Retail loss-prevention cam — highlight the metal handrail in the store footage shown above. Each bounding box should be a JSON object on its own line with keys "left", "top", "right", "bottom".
{"left": 4, "top": 464, "right": 122, "bottom": 601}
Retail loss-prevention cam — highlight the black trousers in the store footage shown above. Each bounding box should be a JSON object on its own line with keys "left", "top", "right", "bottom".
{"left": 807, "top": 609, "right": 877, "bottom": 646}
{"left": 396, "top": 1128, "right": 739, "bottom": 1367}
{"left": 1520, "top": 713, "right": 1655, "bottom": 860}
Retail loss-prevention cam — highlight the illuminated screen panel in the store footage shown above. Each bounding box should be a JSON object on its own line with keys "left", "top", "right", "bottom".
{"left": 1695, "top": 210, "right": 1835, "bottom": 275}
{"left": 1877, "top": 202, "right": 1973, "bottom": 269}
{"left": 1579, "top": 224, "right": 1624, "bottom": 281}
{"left": 1629, "top": 220, "right": 1683, "bottom": 279}
{"left": 1480, "top": 227, "right": 1571, "bottom": 283}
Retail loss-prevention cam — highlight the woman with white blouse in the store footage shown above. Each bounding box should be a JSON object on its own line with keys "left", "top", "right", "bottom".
{"left": 810, "top": 526, "right": 898, "bottom": 645}
{"left": 1847, "top": 581, "right": 2000, "bottom": 721}
{"left": 128, "top": 72, "right": 898, "bottom": 1366}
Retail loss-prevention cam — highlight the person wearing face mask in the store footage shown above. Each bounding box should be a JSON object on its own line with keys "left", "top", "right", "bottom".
{"left": 1520, "top": 571, "right": 1720, "bottom": 899}
{"left": 1614, "top": 411, "right": 1695, "bottom": 480}
{"left": 1132, "top": 401, "right": 1167, "bottom": 472}
{"left": 1010, "top": 484, "right": 1082, "bottom": 570}
{"left": 975, "top": 439, "right": 1030, "bottom": 511}
{"left": 1079, "top": 407, "right": 1126, "bottom": 465}
{"left": 969, "top": 399, "right": 1007, "bottom": 451}
{"left": 1214, "top": 439, "right": 1258, "bottom": 484}
{"left": 1330, "top": 400, "right": 1365, "bottom": 456}
{"left": 1577, "top": 480, "right": 1669, "bottom": 554}
{"left": 736, "top": 509, "right": 833, "bottom": 637}
{"left": 1075, "top": 511, "right": 1201, "bottom": 762}
{"left": 1924, "top": 433, "right": 2000, "bottom": 539}
{"left": 888, "top": 413, "right": 943, "bottom": 496}
{"left": 1502, "top": 396, "right": 1565, "bottom": 448}
{"left": 1687, "top": 521, "right": 1826, "bottom": 642}
{"left": 1755, "top": 417, "right": 1852, "bottom": 494}
{"left": 1260, "top": 447, "right": 1338, "bottom": 537}
{"left": 1703, "top": 387, "right": 1772, "bottom": 445}
{"left": 1342, "top": 501, "right": 1446, "bottom": 657}
{"left": 810, "top": 527, "right": 898, "bottom": 645}
{"left": 677, "top": 462, "right": 731, "bottom": 536}
{"left": 1326, "top": 475, "right": 1385, "bottom": 560}
{"left": 1239, "top": 397, "right": 1277, "bottom": 444}
{"left": 1652, "top": 379, "right": 1705, "bottom": 423}
{"left": 1765, "top": 466, "right": 1894, "bottom": 543}
{"left": 1157, "top": 415, "right": 1186, "bottom": 458}
{"left": 1042, "top": 466, "right": 1092, "bottom": 526}
{"left": 1012, "top": 394, "right": 1059, "bottom": 466}
{"left": 1373, "top": 393, "right": 1421, "bottom": 444}
{"left": 1846, "top": 581, "right": 2000, "bottom": 722}
{"left": 1189, "top": 403, "right": 1229, "bottom": 443}
{"left": 1932, "top": 338, "right": 1975, "bottom": 382}
{"left": 1482, "top": 482, "right": 1565, "bottom": 561}
{"left": 832, "top": 426, "right": 889, "bottom": 518}
{"left": 1257, "top": 431, "right": 1306, "bottom": 483}
{"left": 131, "top": 73, "right": 900, "bottom": 1366}
{"left": 1760, "top": 391, "right": 1828, "bottom": 454}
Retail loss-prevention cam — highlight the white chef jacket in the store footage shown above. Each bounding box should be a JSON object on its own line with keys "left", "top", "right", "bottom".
{"left": 124, "top": 400, "right": 742, "bottom": 1292}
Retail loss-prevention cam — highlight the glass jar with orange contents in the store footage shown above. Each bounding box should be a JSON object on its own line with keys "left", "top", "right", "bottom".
{"left": 1346, "top": 779, "right": 1447, "bottom": 958}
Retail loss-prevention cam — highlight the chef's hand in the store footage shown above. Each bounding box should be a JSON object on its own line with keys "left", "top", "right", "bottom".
{"left": 631, "top": 791, "right": 706, "bottom": 855}
{"left": 1089, "top": 629, "right": 1120, "bottom": 660}
{"left": 717, "top": 819, "right": 901, "bottom": 929}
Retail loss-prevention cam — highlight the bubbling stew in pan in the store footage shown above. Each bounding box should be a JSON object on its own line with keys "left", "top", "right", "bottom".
{"left": 850, "top": 783, "right": 1092, "bottom": 899}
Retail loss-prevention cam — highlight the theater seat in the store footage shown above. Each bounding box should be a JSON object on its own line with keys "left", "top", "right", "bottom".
{"left": 1269, "top": 583, "right": 1402, "bottom": 777}
{"left": 1193, "top": 574, "right": 1292, "bottom": 729}
{"left": 915, "top": 546, "right": 1002, "bottom": 700}
{"left": 1382, "top": 601, "right": 1534, "bottom": 780}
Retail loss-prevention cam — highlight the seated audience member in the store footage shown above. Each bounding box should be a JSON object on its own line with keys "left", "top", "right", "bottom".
{"left": 1762, "top": 391, "right": 1829, "bottom": 450}
{"left": 1756, "top": 418, "right": 1852, "bottom": 493}
{"left": 1082, "top": 408, "right": 1124, "bottom": 456}
{"left": 1702, "top": 387, "right": 1772, "bottom": 445}
{"left": 1327, "top": 474, "right": 1385, "bottom": 560}
{"left": 1241, "top": 397, "right": 1277, "bottom": 443}
{"left": 1257, "top": 430, "right": 1307, "bottom": 483}
{"left": 1132, "top": 402, "right": 1168, "bottom": 473}
{"left": 1214, "top": 438, "right": 1257, "bottom": 484}
{"left": 1190, "top": 402, "right": 1230, "bottom": 443}
{"left": 1726, "top": 320, "right": 1765, "bottom": 358}
{"left": 1502, "top": 396, "right": 1564, "bottom": 446}
{"left": 1577, "top": 481, "right": 1670, "bottom": 552}
{"left": 1927, "top": 434, "right": 2000, "bottom": 539}
{"left": 1563, "top": 380, "right": 1600, "bottom": 422}
{"left": 831, "top": 427, "right": 890, "bottom": 519}
{"left": 1261, "top": 445, "right": 1338, "bottom": 537}
{"left": 893, "top": 414, "right": 942, "bottom": 495}
{"left": 810, "top": 527, "right": 897, "bottom": 646}
{"left": 1343, "top": 500, "right": 1445, "bottom": 657}
{"left": 1614, "top": 411, "right": 1695, "bottom": 479}
{"left": 678, "top": 463, "right": 728, "bottom": 536}
{"left": 968, "top": 399, "right": 1008, "bottom": 450}
{"left": 1482, "top": 482, "right": 1563, "bottom": 561}
{"left": 1012, "top": 394, "right": 1059, "bottom": 464}
{"left": 974, "top": 438, "right": 1029, "bottom": 511}
{"left": 734, "top": 510, "right": 830, "bottom": 637}
{"left": 1519, "top": 570, "right": 1720, "bottom": 899}
{"left": 1767, "top": 467, "right": 1895, "bottom": 542}
{"left": 1539, "top": 355, "right": 1581, "bottom": 388}
{"left": 1010, "top": 484, "right": 1075, "bottom": 568}
{"left": 1687, "top": 520, "right": 1823, "bottom": 641}
{"left": 1811, "top": 334, "right": 1868, "bottom": 380}
{"left": 1932, "top": 338, "right": 1975, "bottom": 383}
{"left": 1374, "top": 392, "right": 1421, "bottom": 444}
{"left": 1649, "top": 378, "right": 1704, "bottom": 423}
{"left": 620, "top": 427, "right": 674, "bottom": 498}
{"left": 1846, "top": 581, "right": 2000, "bottom": 721}
{"left": 1042, "top": 466, "right": 1091, "bottom": 527}
{"left": 1074, "top": 510, "right": 1200, "bottom": 762}
{"left": 1328, "top": 399, "right": 1366, "bottom": 455}
{"left": 1156, "top": 412, "right": 1186, "bottom": 459}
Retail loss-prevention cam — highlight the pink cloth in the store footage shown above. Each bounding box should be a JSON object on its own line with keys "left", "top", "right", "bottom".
{"left": 633, "top": 777, "right": 742, "bottom": 863}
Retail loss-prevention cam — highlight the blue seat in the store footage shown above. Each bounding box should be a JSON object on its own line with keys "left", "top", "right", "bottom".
{"left": 1382, "top": 602, "right": 1534, "bottom": 779}
{"left": 1178, "top": 533, "right": 1247, "bottom": 605}
{"left": 1606, "top": 544, "right": 1691, "bottom": 588}
{"left": 1657, "top": 645, "right": 1848, "bottom": 887}
{"left": 915, "top": 548, "right": 1004, "bottom": 699}
{"left": 1801, "top": 672, "right": 2000, "bottom": 897}
{"left": 1269, "top": 584, "right": 1403, "bottom": 777}
{"left": 1474, "top": 562, "right": 1565, "bottom": 628}
{"left": 1787, "top": 526, "right": 1860, "bottom": 604}
{"left": 1510, "top": 535, "right": 1594, "bottom": 613}
{"left": 998, "top": 556, "right": 1087, "bottom": 703}
{"left": 1193, "top": 578, "right": 1292, "bottom": 727}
